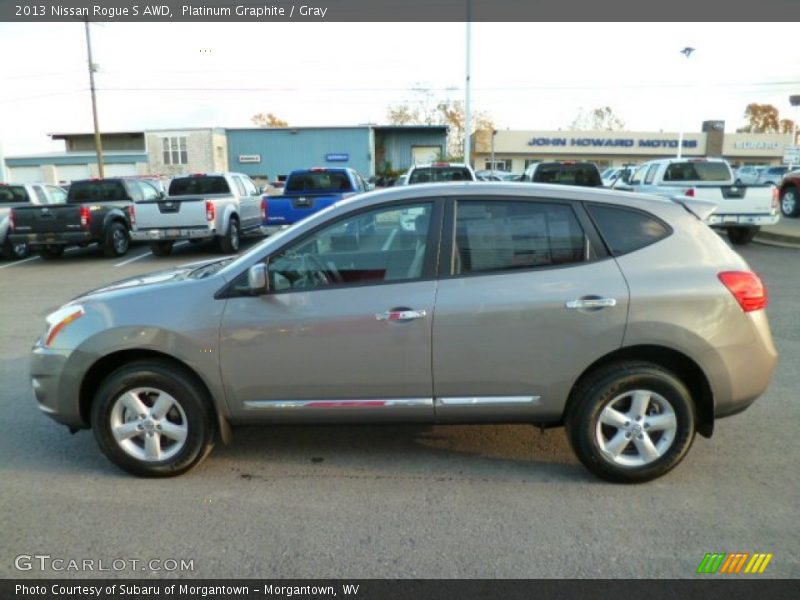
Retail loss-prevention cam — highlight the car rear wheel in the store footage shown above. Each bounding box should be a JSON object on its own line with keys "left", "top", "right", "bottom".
{"left": 727, "top": 226, "right": 757, "bottom": 245}
{"left": 780, "top": 187, "right": 800, "bottom": 218}
{"left": 2, "top": 238, "right": 29, "bottom": 260}
{"left": 39, "top": 245, "right": 64, "bottom": 260}
{"left": 103, "top": 222, "right": 130, "bottom": 257}
{"left": 91, "top": 360, "right": 216, "bottom": 477}
{"left": 149, "top": 241, "right": 174, "bottom": 256}
{"left": 566, "top": 361, "right": 695, "bottom": 483}
{"left": 217, "top": 217, "right": 240, "bottom": 254}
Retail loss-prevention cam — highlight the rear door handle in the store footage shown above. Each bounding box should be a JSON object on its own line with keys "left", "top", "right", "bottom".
{"left": 376, "top": 309, "right": 427, "bottom": 322}
{"left": 565, "top": 298, "right": 617, "bottom": 309}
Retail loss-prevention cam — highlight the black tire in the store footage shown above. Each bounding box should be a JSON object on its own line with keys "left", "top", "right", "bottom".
{"left": 217, "top": 217, "right": 240, "bottom": 254}
{"left": 566, "top": 361, "right": 696, "bottom": 483}
{"left": 149, "top": 241, "right": 174, "bottom": 257}
{"left": 39, "top": 245, "right": 64, "bottom": 260}
{"left": 727, "top": 226, "right": 757, "bottom": 245}
{"left": 780, "top": 187, "right": 800, "bottom": 218}
{"left": 2, "top": 237, "right": 29, "bottom": 260}
{"left": 103, "top": 221, "right": 130, "bottom": 257}
{"left": 90, "top": 360, "right": 216, "bottom": 477}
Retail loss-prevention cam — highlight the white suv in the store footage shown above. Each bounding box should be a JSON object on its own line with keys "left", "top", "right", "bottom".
{"left": 402, "top": 163, "right": 477, "bottom": 185}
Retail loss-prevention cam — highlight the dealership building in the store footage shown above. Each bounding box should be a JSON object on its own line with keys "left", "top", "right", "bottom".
{"left": 472, "top": 122, "right": 796, "bottom": 173}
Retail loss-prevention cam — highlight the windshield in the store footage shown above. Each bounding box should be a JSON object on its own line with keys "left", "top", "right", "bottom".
{"left": 408, "top": 167, "right": 473, "bottom": 184}
{"left": 169, "top": 176, "right": 231, "bottom": 195}
{"left": 531, "top": 163, "right": 603, "bottom": 186}
{"left": 663, "top": 162, "right": 730, "bottom": 182}
{"left": 285, "top": 171, "right": 353, "bottom": 193}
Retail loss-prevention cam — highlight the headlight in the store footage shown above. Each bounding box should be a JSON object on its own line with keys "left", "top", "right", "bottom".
{"left": 43, "top": 305, "right": 85, "bottom": 348}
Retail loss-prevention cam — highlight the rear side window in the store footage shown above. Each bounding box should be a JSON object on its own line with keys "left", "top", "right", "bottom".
{"left": 530, "top": 163, "right": 602, "bottom": 186}
{"left": 663, "top": 162, "right": 729, "bottom": 182}
{"left": 409, "top": 167, "right": 473, "bottom": 184}
{"left": 453, "top": 200, "right": 587, "bottom": 275}
{"left": 169, "top": 176, "right": 230, "bottom": 195}
{"left": 0, "top": 186, "right": 30, "bottom": 203}
{"left": 587, "top": 204, "right": 670, "bottom": 255}
{"left": 68, "top": 181, "right": 128, "bottom": 202}
{"left": 286, "top": 171, "right": 353, "bottom": 193}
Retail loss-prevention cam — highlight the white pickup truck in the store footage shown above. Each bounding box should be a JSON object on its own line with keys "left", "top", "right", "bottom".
{"left": 130, "top": 172, "right": 265, "bottom": 256}
{"left": 0, "top": 182, "right": 68, "bottom": 259}
{"left": 614, "top": 158, "right": 779, "bottom": 245}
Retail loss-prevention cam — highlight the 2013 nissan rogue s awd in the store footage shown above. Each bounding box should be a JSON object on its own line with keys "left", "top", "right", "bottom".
{"left": 30, "top": 182, "right": 777, "bottom": 482}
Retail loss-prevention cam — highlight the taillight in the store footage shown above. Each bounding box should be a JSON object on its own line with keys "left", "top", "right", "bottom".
{"left": 771, "top": 187, "right": 779, "bottom": 211}
{"left": 718, "top": 271, "right": 767, "bottom": 312}
{"left": 205, "top": 200, "right": 215, "bottom": 222}
{"left": 260, "top": 197, "right": 268, "bottom": 221}
{"left": 8, "top": 208, "right": 15, "bottom": 231}
{"left": 128, "top": 204, "right": 136, "bottom": 227}
{"left": 684, "top": 188, "right": 696, "bottom": 197}
{"left": 80, "top": 206, "right": 91, "bottom": 229}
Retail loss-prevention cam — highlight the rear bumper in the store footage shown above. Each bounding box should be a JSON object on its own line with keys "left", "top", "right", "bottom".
{"left": 9, "top": 231, "right": 95, "bottom": 246}
{"left": 131, "top": 227, "right": 214, "bottom": 242}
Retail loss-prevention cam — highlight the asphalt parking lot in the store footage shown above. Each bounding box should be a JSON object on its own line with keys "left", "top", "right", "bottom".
{"left": 0, "top": 238, "right": 798, "bottom": 579}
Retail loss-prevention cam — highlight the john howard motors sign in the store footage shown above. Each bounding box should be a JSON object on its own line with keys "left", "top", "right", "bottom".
{"left": 528, "top": 137, "right": 698, "bottom": 149}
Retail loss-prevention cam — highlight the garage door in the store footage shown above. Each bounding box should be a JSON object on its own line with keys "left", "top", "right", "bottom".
{"left": 7, "top": 166, "right": 43, "bottom": 183}
{"left": 104, "top": 163, "right": 138, "bottom": 177}
{"left": 56, "top": 164, "right": 91, "bottom": 183}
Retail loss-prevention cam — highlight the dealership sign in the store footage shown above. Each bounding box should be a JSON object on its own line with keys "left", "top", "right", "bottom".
{"left": 326, "top": 153, "right": 349, "bottom": 162}
{"left": 528, "top": 137, "right": 698, "bottom": 148}
{"left": 238, "top": 154, "right": 261, "bottom": 163}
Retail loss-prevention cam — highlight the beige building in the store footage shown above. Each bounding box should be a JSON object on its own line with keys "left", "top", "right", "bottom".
{"left": 145, "top": 128, "right": 228, "bottom": 177}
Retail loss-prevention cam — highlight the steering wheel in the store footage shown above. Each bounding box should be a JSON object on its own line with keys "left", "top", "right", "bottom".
{"left": 300, "top": 253, "right": 331, "bottom": 287}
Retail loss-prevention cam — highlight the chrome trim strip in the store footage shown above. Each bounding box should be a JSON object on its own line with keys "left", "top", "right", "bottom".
{"left": 243, "top": 398, "right": 434, "bottom": 410}
{"left": 436, "top": 396, "right": 541, "bottom": 406}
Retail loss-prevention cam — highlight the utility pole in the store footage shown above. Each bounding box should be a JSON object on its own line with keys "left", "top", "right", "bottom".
{"left": 463, "top": 0, "right": 471, "bottom": 165}
{"left": 85, "top": 19, "right": 104, "bottom": 178}
{"left": 676, "top": 47, "right": 695, "bottom": 160}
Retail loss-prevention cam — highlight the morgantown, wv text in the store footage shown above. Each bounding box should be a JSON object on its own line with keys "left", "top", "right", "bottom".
{"left": 16, "top": 583, "right": 360, "bottom": 597}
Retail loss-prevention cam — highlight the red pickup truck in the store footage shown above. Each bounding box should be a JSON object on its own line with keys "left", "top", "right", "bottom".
{"left": 779, "top": 171, "right": 800, "bottom": 217}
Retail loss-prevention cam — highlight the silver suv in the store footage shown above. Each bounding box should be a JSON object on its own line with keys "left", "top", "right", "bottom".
{"left": 30, "top": 183, "right": 777, "bottom": 482}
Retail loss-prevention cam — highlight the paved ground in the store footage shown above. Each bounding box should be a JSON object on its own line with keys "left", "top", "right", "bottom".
{"left": 0, "top": 238, "right": 798, "bottom": 579}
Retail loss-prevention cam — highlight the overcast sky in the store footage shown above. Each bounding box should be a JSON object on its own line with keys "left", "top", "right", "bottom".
{"left": 1, "top": 22, "right": 798, "bottom": 155}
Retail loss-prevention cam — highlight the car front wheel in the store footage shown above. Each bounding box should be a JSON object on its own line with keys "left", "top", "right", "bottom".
{"left": 566, "top": 361, "right": 696, "bottom": 483}
{"left": 91, "top": 360, "right": 216, "bottom": 477}
{"left": 780, "top": 187, "right": 800, "bottom": 218}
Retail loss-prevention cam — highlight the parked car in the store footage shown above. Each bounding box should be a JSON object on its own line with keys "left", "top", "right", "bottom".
{"left": 758, "top": 165, "right": 795, "bottom": 187}
{"left": 130, "top": 172, "right": 264, "bottom": 256}
{"left": 733, "top": 165, "right": 766, "bottom": 186}
{"left": 401, "top": 162, "right": 476, "bottom": 184}
{"left": 0, "top": 182, "right": 67, "bottom": 260}
{"left": 618, "top": 158, "right": 779, "bottom": 245}
{"left": 778, "top": 169, "right": 800, "bottom": 217}
{"left": 30, "top": 183, "right": 776, "bottom": 483}
{"left": 8, "top": 178, "right": 157, "bottom": 259}
{"left": 262, "top": 167, "right": 367, "bottom": 236}
{"left": 521, "top": 161, "right": 603, "bottom": 187}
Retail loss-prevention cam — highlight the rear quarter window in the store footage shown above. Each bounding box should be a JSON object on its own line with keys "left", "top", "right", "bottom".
{"left": 586, "top": 204, "right": 671, "bottom": 255}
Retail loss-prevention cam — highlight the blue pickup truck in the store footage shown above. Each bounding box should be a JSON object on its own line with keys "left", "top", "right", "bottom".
{"left": 262, "top": 167, "right": 368, "bottom": 234}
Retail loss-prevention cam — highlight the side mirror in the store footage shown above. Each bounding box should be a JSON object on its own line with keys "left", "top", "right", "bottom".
{"left": 247, "top": 263, "right": 269, "bottom": 295}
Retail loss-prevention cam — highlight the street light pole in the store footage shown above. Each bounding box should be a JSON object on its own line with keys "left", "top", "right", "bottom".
{"left": 676, "top": 47, "right": 695, "bottom": 160}
{"left": 85, "top": 19, "right": 104, "bottom": 178}
{"left": 464, "top": 1, "right": 472, "bottom": 165}
{"left": 490, "top": 129, "right": 497, "bottom": 172}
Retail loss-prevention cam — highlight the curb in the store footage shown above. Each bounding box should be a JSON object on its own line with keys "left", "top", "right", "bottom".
{"left": 753, "top": 231, "right": 800, "bottom": 249}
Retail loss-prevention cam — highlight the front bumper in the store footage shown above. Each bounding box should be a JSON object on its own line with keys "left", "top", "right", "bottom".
{"left": 30, "top": 343, "right": 87, "bottom": 429}
{"left": 131, "top": 227, "right": 214, "bottom": 242}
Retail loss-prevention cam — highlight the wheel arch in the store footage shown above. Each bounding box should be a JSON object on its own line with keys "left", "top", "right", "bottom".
{"left": 565, "top": 345, "right": 714, "bottom": 438}
{"left": 78, "top": 348, "right": 232, "bottom": 443}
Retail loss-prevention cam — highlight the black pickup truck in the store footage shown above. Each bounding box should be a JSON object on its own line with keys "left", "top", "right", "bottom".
{"left": 8, "top": 178, "right": 163, "bottom": 259}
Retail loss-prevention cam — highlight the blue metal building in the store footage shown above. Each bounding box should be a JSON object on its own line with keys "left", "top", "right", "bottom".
{"left": 226, "top": 125, "right": 447, "bottom": 180}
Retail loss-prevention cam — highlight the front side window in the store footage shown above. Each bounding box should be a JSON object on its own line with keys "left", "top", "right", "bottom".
{"left": 267, "top": 202, "right": 434, "bottom": 291}
{"left": 453, "top": 200, "right": 587, "bottom": 275}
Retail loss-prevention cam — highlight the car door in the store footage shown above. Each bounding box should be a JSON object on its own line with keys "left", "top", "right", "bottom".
{"left": 431, "top": 196, "right": 629, "bottom": 423}
{"left": 219, "top": 199, "right": 443, "bottom": 422}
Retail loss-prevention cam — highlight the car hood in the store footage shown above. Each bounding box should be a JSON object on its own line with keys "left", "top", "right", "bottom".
{"left": 76, "top": 257, "right": 231, "bottom": 300}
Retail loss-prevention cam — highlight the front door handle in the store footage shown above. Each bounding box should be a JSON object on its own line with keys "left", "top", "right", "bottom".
{"left": 376, "top": 309, "right": 427, "bottom": 322}
{"left": 565, "top": 298, "right": 617, "bottom": 310}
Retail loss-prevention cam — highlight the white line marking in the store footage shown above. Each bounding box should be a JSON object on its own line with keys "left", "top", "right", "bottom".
{"left": 113, "top": 241, "right": 189, "bottom": 267}
{"left": 0, "top": 255, "right": 40, "bottom": 269}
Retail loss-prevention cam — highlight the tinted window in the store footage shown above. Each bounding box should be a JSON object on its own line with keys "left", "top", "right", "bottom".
{"left": 530, "top": 163, "right": 602, "bottom": 186}
{"left": 408, "top": 167, "right": 473, "bottom": 184}
{"left": 169, "top": 176, "right": 230, "bottom": 195}
{"left": 0, "top": 186, "right": 29, "bottom": 203}
{"left": 587, "top": 204, "right": 670, "bottom": 255}
{"left": 68, "top": 181, "right": 129, "bottom": 203}
{"left": 268, "top": 202, "right": 433, "bottom": 291}
{"left": 286, "top": 171, "right": 353, "bottom": 193}
{"left": 454, "top": 201, "right": 586, "bottom": 275}
{"left": 663, "top": 162, "right": 729, "bottom": 182}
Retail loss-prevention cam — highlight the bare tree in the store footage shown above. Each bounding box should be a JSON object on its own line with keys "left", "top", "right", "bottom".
{"left": 737, "top": 103, "right": 794, "bottom": 134}
{"left": 569, "top": 106, "right": 626, "bottom": 131}
{"left": 251, "top": 112, "right": 289, "bottom": 127}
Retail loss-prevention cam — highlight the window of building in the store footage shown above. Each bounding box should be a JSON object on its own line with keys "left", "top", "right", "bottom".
{"left": 484, "top": 159, "right": 513, "bottom": 171}
{"left": 453, "top": 200, "right": 587, "bottom": 275}
{"left": 162, "top": 136, "right": 188, "bottom": 165}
